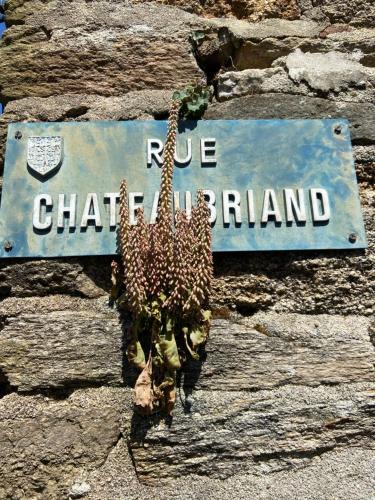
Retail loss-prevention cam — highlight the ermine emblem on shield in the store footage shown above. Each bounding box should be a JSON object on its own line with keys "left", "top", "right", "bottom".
{"left": 27, "top": 136, "right": 63, "bottom": 178}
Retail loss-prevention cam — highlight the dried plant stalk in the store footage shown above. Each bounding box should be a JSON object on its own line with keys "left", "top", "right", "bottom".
{"left": 114, "top": 98, "right": 213, "bottom": 416}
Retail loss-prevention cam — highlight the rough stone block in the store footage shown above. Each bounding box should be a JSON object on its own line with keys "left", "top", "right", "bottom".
{"left": 129, "top": 383, "right": 375, "bottom": 482}
{"left": 207, "top": 17, "right": 325, "bottom": 40}
{"left": 216, "top": 54, "right": 375, "bottom": 103}
{"left": 205, "top": 94, "right": 375, "bottom": 144}
{"left": 217, "top": 67, "right": 298, "bottom": 101}
{"left": 195, "top": 19, "right": 374, "bottom": 71}
{"left": 311, "top": 0, "right": 375, "bottom": 27}
{"left": 195, "top": 18, "right": 327, "bottom": 70}
{"left": 184, "top": 314, "right": 375, "bottom": 390}
{"left": 0, "top": 387, "right": 131, "bottom": 499}
{"left": 0, "top": 1, "right": 204, "bottom": 102}
{"left": 85, "top": 440, "right": 375, "bottom": 499}
{"left": 0, "top": 297, "right": 124, "bottom": 392}
{"left": 134, "top": 0, "right": 300, "bottom": 22}
{"left": 0, "top": 258, "right": 111, "bottom": 299}
{"left": 1, "top": 302, "right": 374, "bottom": 393}
{"left": 211, "top": 208, "right": 374, "bottom": 315}
{"left": 285, "top": 49, "right": 367, "bottom": 92}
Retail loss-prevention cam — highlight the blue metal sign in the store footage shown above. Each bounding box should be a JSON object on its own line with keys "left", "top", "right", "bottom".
{"left": 0, "top": 119, "right": 367, "bottom": 258}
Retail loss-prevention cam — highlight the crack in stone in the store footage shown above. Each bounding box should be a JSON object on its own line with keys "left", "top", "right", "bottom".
{"left": 127, "top": 436, "right": 140, "bottom": 479}
{"left": 0, "top": 366, "right": 13, "bottom": 398}
{"left": 60, "top": 105, "right": 90, "bottom": 120}
{"left": 252, "top": 443, "right": 336, "bottom": 463}
{"left": 368, "top": 321, "right": 375, "bottom": 351}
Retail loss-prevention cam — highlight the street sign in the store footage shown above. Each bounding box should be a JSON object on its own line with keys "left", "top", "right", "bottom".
{"left": 0, "top": 119, "right": 367, "bottom": 258}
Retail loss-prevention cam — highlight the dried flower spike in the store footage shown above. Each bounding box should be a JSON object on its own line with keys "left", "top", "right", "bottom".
{"left": 116, "top": 94, "right": 213, "bottom": 416}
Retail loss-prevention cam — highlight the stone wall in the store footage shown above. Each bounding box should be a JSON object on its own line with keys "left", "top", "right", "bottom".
{"left": 0, "top": 1, "right": 374, "bottom": 498}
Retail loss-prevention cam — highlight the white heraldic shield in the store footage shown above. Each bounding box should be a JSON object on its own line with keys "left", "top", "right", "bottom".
{"left": 27, "top": 136, "right": 63, "bottom": 177}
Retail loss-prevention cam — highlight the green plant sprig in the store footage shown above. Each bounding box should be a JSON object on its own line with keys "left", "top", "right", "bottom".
{"left": 173, "top": 84, "right": 212, "bottom": 120}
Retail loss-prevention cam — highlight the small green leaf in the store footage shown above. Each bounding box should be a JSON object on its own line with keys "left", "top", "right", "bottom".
{"left": 187, "top": 101, "right": 203, "bottom": 112}
{"left": 190, "top": 31, "right": 205, "bottom": 44}
{"left": 173, "top": 89, "right": 189, "bottom": 102}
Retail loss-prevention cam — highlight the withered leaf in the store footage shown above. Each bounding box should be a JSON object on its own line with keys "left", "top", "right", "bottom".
{"left": 134, "top": 359, "right": 153, "bottom": 415}
{"left": 183, "top": 327, "right": 200, "bottom": 360}
{"left": 165, "top": 386, "right": 177, "bottom": 416}
{"left": 159, "top": 320, "right": 181, "bottom": 370}
{"left": 190, "top": 326, "right": 208, "bottom": 350}
{"left": 153, "top": 342, "right": 165, "bottom": 368}
{"left": 158, "top": 372, "right": 175, "bottom": 391}
{"left": 110, "top": 261, "right": 121, "bottom": 300}
{"left": 202, "top": 309, "right": 212, "bottom": 323}
{"left": 151, "top": 301, "right": 161, "bottom": 322}
{"left": 127, "top": 340, "right": 146, "bottom": 370}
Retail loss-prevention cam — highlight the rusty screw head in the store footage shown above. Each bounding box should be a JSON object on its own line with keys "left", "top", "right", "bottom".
{"left": 348, "top": 233, "right": 357, "bottom": 243}
{"left": 3, "top": 240, "right": 13, "bottom": 252}
{"left": 14, "top": 131, "right": 22, "bottom": 140}
{"left": 334, "top": 125, "right": 342, "bottom": 135}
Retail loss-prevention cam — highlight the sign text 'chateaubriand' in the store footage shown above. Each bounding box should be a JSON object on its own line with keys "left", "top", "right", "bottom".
{"left": 0, "top": 120, "right": 367, "bottom": 258}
